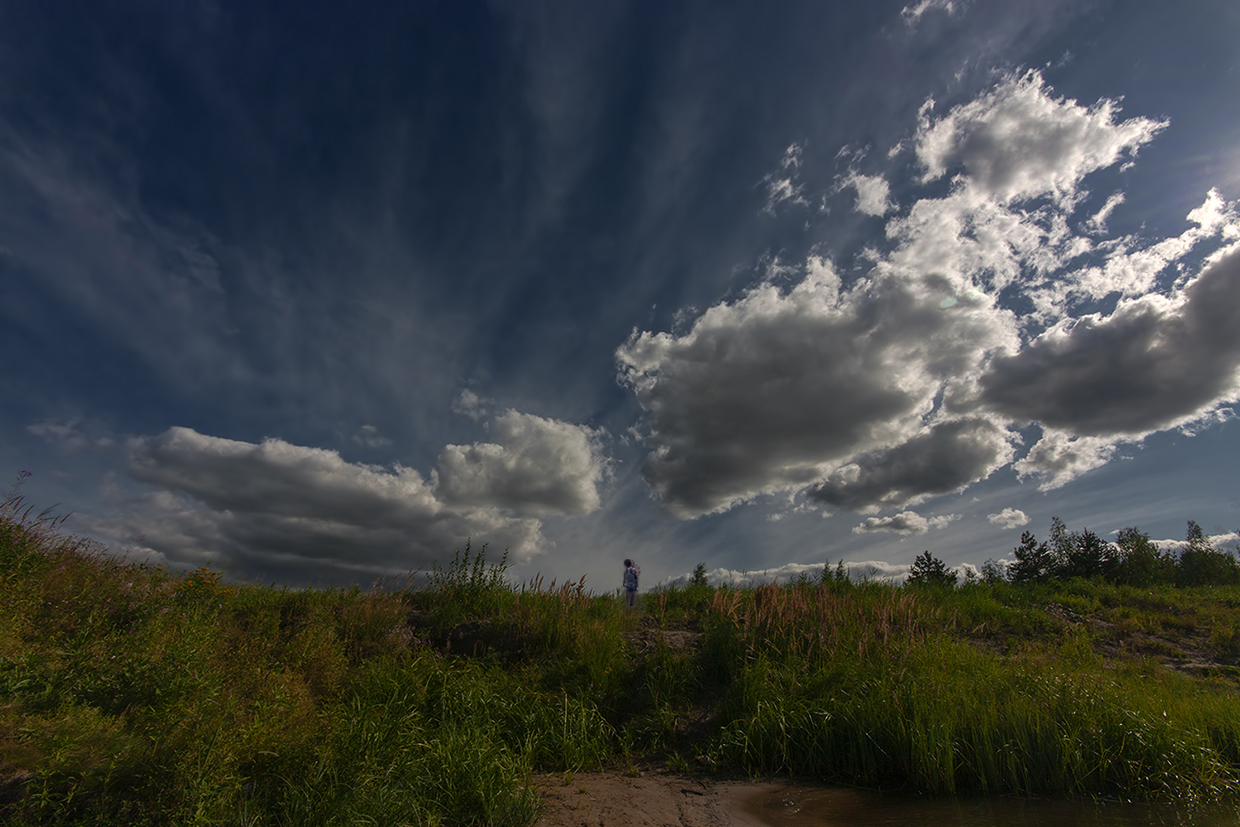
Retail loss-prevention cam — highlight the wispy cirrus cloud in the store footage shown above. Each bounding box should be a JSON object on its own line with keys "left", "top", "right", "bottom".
{"left": 27, "top": 418, "right": 115, "bottom": 451}
{"left": 761, "top": 142, "right": 809, "bottom": 214}
{"left": 901, "top": 0, "right": 959, "bottom": 27}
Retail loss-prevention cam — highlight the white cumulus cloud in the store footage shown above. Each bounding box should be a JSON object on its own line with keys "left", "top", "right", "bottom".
{"left": 435, "top": 410, "right": 608, "bottom": 517}
{"left": 853, "top": 510, "right": 959, "bottom": 535}
{"left": 842, "top": 171, "right": 893, "bottom": 216}
{"left": 617, "top": 255, "right": 1017, "bottom": 517}
{"left": 915, "top": 69, "right": 1166, "bottom": 205}
{"left": 620, "top": 68, "right": 1240, "bottom": 515}
{"left": 987, "top": 507, "right": 1029, "bottom": 529}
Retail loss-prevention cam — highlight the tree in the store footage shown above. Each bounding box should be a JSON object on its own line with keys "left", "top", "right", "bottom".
{"left": 1114, "top": 527, "right": 1175, "bottom": 586}
{"left": 822, "top": 559, "right": 852, "bottom": 589}
{"left": 906, "top": 550, "right": 957, "bottom": 589}
{"left": 689, "top": 562, "right": 709, "bottom": 588}
{"left": 1048, "top": 516, "right": 1075, "bottom": 575}
{"left": 980, "top": 558, "right": 1006, "bottom": 584}
{"left": 1177, "top": 520, "right": 1240, "bottom": 587}
{"left": 1008, "top": 530, "right": 1053, "bottom": 583}
{"left": 1060, "top": 528, "right": 1118, "bottom": 580}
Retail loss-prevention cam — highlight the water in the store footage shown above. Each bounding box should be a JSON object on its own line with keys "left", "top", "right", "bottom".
{"left": 742, "top": 786, "right": 1240, "bottom": 826}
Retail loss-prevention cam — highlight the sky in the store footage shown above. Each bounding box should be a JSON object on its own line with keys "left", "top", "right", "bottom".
{"left": 3, "top": 0, "right": 1240, "bottom": 591}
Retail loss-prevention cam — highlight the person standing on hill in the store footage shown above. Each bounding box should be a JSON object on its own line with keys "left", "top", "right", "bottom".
{"left": 623, "top": 559, "right": 640, "bottom": 608}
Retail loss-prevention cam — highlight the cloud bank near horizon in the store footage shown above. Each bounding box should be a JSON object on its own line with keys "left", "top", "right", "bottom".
{"left": 106, "top": 414, "right": 608, "bottom": 582}
{"left": 619, "top": 69, "right": 1240, "bottom": 521}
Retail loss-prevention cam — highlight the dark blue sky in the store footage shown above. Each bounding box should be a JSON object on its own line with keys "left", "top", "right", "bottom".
{"left": 4, "top": 0, "right": 1239, "bottom": 589}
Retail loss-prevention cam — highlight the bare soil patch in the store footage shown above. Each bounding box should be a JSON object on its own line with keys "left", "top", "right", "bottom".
{"left": 530, "top": 770, "right": 775, "bottom": 827}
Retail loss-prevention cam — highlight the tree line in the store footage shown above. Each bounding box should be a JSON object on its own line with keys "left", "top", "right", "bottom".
{"left": 907, "top": 519, "right": 1240, "bottom": 589}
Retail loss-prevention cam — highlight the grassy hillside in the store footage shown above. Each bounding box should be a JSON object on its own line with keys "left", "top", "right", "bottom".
{"left": 3, "top": 488, "right": 1240, "bottom": 825}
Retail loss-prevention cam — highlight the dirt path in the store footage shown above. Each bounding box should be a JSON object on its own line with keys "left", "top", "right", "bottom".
{"left": 529, "top": 770, "right": 779, "bottom": 827}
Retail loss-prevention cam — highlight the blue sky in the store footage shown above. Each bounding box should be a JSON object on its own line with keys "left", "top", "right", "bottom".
{"left": 3, "top": 0, "right": 1240, "bottom": 591}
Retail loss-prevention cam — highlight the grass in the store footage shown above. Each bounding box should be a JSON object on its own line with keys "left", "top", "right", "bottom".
{"left": 3, "top": 487, "right": 1240, "bottom": 824}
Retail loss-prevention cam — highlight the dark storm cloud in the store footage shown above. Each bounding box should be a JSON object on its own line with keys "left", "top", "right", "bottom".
{"left": 981, "top": 246, "right": 1240, "bottom": 436}
{"left": 808, "top": 417, "right": 1014, "bottom": 511}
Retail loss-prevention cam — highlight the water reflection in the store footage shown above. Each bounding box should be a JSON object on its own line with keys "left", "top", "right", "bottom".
{"left": 742, "top": 786, "right": 1239, "bottom": 827}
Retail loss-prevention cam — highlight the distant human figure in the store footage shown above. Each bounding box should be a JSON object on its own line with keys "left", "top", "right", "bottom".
{"left": 623, "top": 558, "right": 641, "bottom": 608}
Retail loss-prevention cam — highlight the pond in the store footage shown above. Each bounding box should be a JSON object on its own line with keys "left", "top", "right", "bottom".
{"left": 742, "top": 786, "right": 1239, "bottom": 826}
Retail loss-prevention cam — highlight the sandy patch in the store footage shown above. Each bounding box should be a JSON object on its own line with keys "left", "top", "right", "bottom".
{"left": 530, "top": 770, "right": 778, "bottom": 827}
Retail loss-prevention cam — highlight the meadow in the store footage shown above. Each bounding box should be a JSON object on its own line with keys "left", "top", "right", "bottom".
{"left": 3, "top": 483, "right": 1240, "bottom": 825}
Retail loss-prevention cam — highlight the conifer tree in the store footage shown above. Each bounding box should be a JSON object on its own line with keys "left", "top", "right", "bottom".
{"left": 1008, "top": 530, "right": 1052, "bottom": 583}
{"left": 906, "top": 550, "right": 957, "bottom": 588}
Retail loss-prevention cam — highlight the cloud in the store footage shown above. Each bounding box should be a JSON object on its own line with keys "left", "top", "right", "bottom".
{"left": 809, "top": 417, "right": 1014, "bottom": 512}
{"left": 901, "top": 0, "right": 958, "bottom": 26}
{"left": 617, "top": 245, "right": 1016, "bottom": 517}
{"left": 435, "top": 410, "right": 608, "bottom": 517}
{"left": 122, "top": 414, "right": 608, "bottom": 583}
{"left": 1085, "top": 193, "right": 1125, "bottom": 235}
{"left": 761, "top": 142, "right": 809, "bottom": 213}
{"left": 915, "top": 70, "right": 1166, "bottom": 204}
{"left": 780, "top": 142, "right": 804, "bottom": 170}
{"left": 841, "top": 171, "right": 892, "bottom": 216}
{"left": 452, "top": 389, "right": 489, "bottom": 421}
{"left": 27, "top": 419, "right": 114, "bottom": 451}
{"left": 351, "top": 424, "right": 392, "bottom": 449}
{"left": 1180, "top": 407, "right": 1236, "bottom": 437}
{"left": 0, "top": 135, "right": 243, "bottom": 397}
{"left": 987, "top": 507, "right": 1029, "bottom": 529}
{"left": 1153, "top": 531, "right": 1240, "bottom": 555}
{"left": 1012, "top": 431, "right": 1119, "bottom": 490}
{"left": 620, "top": 68, "right": 1240, "bottom": 512}
{"left": 762, "top": 177, "right": 807, "bottom": 214}
{"left": 1038, "top": 190, "right": 1240, "bottom": 310}
{"left": 852, "top": 510, "right": 959, "bottom": 535}
{"left": 981, "top": 245, "right": 1240, "bottom": 437}
{"left": 663, "top": 559, "right": 910, "bottom": 588}
{"left": 956, "top": 561, "right": 980, "bottom": 581}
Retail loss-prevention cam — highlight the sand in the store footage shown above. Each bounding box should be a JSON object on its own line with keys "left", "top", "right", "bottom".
{"left": 529, "top": 770, "right": 783, "bottom": 827}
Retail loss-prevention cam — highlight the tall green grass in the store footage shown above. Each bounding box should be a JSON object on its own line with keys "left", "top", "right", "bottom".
{"left": 3, "top": 484, "right": 1240, "bottom": 824}
{"left": 697, "top": 580, "right": 1240, "bottom": 801}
